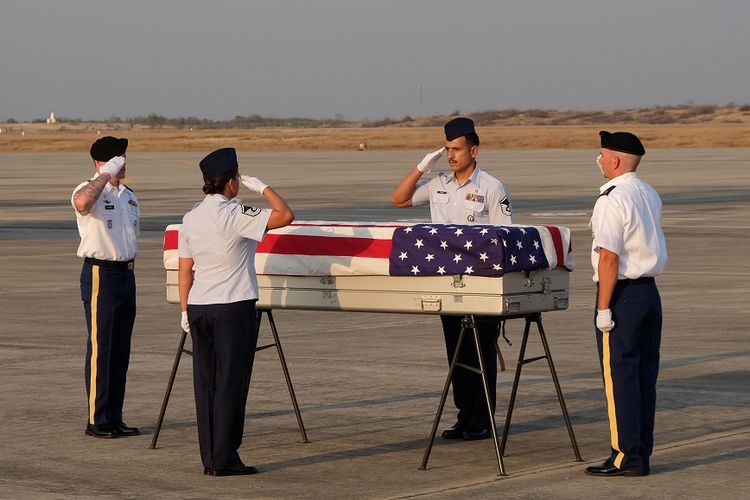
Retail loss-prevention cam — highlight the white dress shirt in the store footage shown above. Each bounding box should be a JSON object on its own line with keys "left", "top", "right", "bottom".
{"left": 71, "top": 176, "right": 139, "bottom": 261}
{"left": 590, "top": 172, "right": 667, "bottom": 281}
{"left": 412, "top": 164, "right": 513, "bottom": 225}
{"left": 178, "top": 194, "right": 271, "bottom": 305}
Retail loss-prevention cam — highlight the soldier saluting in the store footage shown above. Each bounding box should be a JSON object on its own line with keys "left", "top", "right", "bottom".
{"left": 72, "top": 136, "right": 140, "bottom": 439}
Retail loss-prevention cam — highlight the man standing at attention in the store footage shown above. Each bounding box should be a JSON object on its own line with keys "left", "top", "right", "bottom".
{"left": 586, "top": 131, "right": 667, "bottom": 477}
{"left": 72, "top": 136, "right": 140, "bottom": 439}
{"left": 391, "top": 117, "right": 513, "bottom": 440}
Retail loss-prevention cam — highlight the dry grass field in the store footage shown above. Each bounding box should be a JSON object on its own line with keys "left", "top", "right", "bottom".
{"left": 2, "top": 106, "right": 749, "bottom": 152}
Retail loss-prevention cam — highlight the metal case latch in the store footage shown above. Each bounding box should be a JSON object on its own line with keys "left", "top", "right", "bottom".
{"left": 542, "top": 276, "right": 551, "bottom": 295}
{"left": 523, "top": 271, "right": 535, "bottom": 288}
{"left": 421, "top": 296, "right": 442, "bottom": 312}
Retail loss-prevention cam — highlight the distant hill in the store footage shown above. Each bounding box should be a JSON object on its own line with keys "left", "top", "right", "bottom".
{"left": 370, "top": 104, "right": 750, "bottom": 128}
{"left": 4, "top": 104, "right": 750, "bottom": 129}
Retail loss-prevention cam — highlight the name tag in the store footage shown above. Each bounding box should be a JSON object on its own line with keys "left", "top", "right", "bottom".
{"left": 431, "top": 191, "right": 449, "bottom": 204}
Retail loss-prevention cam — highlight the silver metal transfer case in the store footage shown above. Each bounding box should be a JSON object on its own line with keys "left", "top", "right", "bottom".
{"left": 166, "top": 268, "right": 569, "bottom": 316}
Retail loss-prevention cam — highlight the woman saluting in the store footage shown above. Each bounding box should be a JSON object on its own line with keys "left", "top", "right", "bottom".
{"left": 178, "top": 147, "right": 293, "bottom": 476}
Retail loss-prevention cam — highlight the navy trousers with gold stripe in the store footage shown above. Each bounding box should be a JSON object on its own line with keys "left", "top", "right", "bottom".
{"left": 187, "top": 300, "right": 259, "bottom": 471}
{"left": 80, "top": 261, "right": 136, "bottom": 427}
{"left": 596, "top": 278, "right": 662, "bottom": 472}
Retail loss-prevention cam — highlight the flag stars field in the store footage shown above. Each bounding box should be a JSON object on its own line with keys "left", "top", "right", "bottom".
{"left": 387, "top": 224, "right": 561, "bottom": 276}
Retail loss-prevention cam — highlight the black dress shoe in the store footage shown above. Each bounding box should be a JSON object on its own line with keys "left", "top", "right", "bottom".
{"left": 85, "top": 424, "right": 118, "bottom": 439}
{"left": 113, "top": 422, "right": 140, "bottom": 437}
{"left": 209, "top": 465, "right": 258, "bottom": 476}
{"left": 585, "top": 460, "right": 648, "bottom": 477}
{"left": 441, "top": 423, "right": 465, "bottom": 439}
{"left": 462, "top": 428, "right": 492, "bottom": 441}
{"left": 204, "top": 468, "right": 211, "bottom": 475}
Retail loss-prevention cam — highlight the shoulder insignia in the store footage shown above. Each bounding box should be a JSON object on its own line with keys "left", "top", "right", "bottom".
{"left": 242, "top": 205, "right": 261, "bottom": 217}
{"left": 500, "top": 196, "right": 512, "bottom": 216}
{"left": 123, "top": 184, "right": 134, "bottom": 192}
{"left": 598, "top": 186, "right": 616, "bottom": 197}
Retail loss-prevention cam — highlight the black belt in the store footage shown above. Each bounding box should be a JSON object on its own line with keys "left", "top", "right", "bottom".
{"left": 618, "top": 277, "right": 655, "bottom": 285}
{"left": 85, "top": 257, "right": 134, "bottom": 271}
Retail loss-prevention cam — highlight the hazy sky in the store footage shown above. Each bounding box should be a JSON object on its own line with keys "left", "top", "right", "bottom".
{"left": 1, "top": 0, "right": 748, "bottom": 121}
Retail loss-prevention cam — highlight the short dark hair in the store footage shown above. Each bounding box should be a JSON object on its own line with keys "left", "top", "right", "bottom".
{"left": 202, "top": 168, "right": 238, "bottom": 195}
{"left": 465, "top": 132, "right": 480, "bottom": 147}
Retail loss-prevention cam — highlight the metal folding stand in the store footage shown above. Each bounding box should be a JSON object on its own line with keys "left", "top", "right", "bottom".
{"left": 149, "top": 308, "right": 308, "bottom": 449}
{"left": 420, "top": 312, "right": 582, "bottom": 476}
{"left": 499, "top": 312, "right": 582, "bottom": 462}
{"left": 420, "top": 314, "right": 507, "bottom": 475}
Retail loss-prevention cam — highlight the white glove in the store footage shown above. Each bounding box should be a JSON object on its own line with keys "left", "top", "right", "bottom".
{"left": 181, "top": 311, "right": 190, "bottom": 333}
{"left": 99, "top": 156, "right": 126, "bottom": 177}
{"left": 596, "top": 308, "right": 615, "bottom": 332}
{"left": 240, "top": 175, "right": 268, "bottom": 195}
{"left": 416, "top": 147, "right": 445, "bottom": 173}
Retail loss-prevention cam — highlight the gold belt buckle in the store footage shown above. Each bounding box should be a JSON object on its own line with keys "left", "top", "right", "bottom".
{"left": 127, "top": 261, "right": 134, "bottom": 271}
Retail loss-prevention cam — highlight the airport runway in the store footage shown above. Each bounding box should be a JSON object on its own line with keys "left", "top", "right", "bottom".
{"left": 1, "top": 149, "right": 749, "bottom": 498}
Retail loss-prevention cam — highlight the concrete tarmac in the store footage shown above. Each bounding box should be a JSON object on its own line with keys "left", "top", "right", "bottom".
{"left": 1, "top": 149, "right": 749, "bottom": 499}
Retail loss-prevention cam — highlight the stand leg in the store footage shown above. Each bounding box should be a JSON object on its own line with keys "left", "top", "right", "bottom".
{"left": 264, "top": 310, "right": 309, "bottom": 443}
{"left": 534, "top": 317, "right": 583, "bottom": 461}
{"left": 499, "top": 317, "right": 532, "bottom": 457}
{"left": 419, "top": 318, "right": 468, "bottom": 470}
{"left": 470, "top": 315, "right": 506, "bottom": 476}
{"left": 499, "top": 314, "right": 582, "bottom": 462}
{"left": 151, "top": 309, "right": 308, "bottom": 448}
{"left": 420, "top": 315, "right": 506, "bottom": 475}
{"left": 149, "top": 329, "right": 190, "bottom": 449}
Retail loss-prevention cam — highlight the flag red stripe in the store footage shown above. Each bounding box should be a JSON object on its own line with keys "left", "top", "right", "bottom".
{"left": 257, "top": 234, "right": 393, "bottom": 258}
{"left": 545, "top": 225, "right": 564, "bottom": 267}
{"left": 164, "top": 230, "right": 178, "bottom": 251}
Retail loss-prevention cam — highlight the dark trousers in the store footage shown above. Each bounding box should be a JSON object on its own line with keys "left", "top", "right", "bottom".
{"left": 440, "top": 315, "right": 501, "bottom": 430}
{"left": 188, "top": 300, "right": 259, "bottom": 470}
{"left": 80, "top": 261, "right": 136, "bottom": 427}
{"left": 596, "top": 279, "right": 662, "bottom": 471}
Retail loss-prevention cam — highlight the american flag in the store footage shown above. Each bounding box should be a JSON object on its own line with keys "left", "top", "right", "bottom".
{"left": 163, "top": 221, "right": 574, "bottom": 276}
{"left": 390, "top": 224, "right": 549, "bottom": 277}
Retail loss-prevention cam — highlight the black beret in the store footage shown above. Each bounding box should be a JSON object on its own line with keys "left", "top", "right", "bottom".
{"left": 444, "top": 117, "right": 476, "bottom": 141}
{"left": 90, "top": 136, "right": 128, "bottom": 162}
{"left": 599, "top": 131, "right": 645, "bottom": 156}
{"left": 199, "top": 147, "right": 238, "bottom": 179}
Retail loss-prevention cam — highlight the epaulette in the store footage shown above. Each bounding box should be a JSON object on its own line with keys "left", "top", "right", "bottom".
{"left": 598, "top": 186, "right": 616, "bottom": 197}
{"left": 123, "top": 184, "right": 134, "bottom": 193}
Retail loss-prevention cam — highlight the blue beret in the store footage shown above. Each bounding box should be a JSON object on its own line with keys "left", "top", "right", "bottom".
{"left": 600, "top": 131, "right": 645, "bottom": 156}
{"left": 444, "top": 117, "right": 476, "bottom": 141}
{"left": 199, "top": 147, "right": 238, "bottom": 178}
{"left": 90, "top": 136, "right": 128, "bottom": 162}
